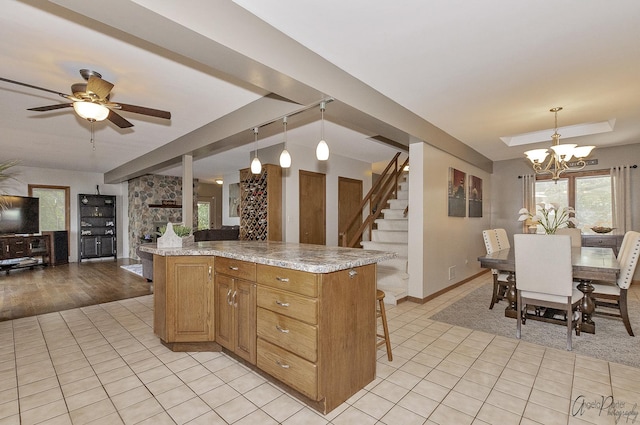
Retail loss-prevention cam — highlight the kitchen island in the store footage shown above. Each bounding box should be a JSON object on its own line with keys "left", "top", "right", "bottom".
{"left": 139, "top": 240, "right": 396, "bottom": 414}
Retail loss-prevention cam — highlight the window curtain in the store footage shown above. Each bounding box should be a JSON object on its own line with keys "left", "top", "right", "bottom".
{"left": 611, "top": 166, "right": 631, "bottom": 234}
{"left": 521, "top": 174, "right": 536, "bottom": 231}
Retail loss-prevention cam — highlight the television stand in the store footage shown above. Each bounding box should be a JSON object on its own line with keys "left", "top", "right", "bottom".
{"left": 0, "top": 235, "right": 50, "bottom": 274}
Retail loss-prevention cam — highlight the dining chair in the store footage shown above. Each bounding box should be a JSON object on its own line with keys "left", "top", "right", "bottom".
{"left": 590, "top": 230, "right": 640, "bottom": 336}
{"left": 556, "top": 227, "right": 582, "bottom": 248}
{"left": 482, "top": 229, "right": 512, "bottom": 309}
{"left": 514, "top": 234, "right": 582, "bottom": 350}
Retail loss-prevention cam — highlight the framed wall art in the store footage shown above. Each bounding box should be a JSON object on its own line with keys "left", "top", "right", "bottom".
{"left": 468, "top": 175, "right": 483, "bottom": 217}
{"left": 448, "top": 167, "right": 466, "bottom": 217}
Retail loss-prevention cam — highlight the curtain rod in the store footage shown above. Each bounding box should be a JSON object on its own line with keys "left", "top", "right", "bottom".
{"left": 517, "top": 164, "right": 637, "bottom": 178}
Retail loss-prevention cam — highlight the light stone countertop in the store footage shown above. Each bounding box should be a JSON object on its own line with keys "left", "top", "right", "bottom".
{"left": 138, "top": 240, "right": 397, "bottom": 273}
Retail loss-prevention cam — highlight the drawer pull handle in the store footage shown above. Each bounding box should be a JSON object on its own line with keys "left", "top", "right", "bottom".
{"left": 275, "top": 300, "right": 290, "bottom": 307}
{"left": 276, "top": 325, "right": 290, "bottom": 333}
{"left": 226, "top": 289, "right": 233, "bottom": 306}
{"left": 229, "top": 266, "right": 239, "bottom": 271}
{"left": 276, "top": 360, "right": 290, "bottom": 369}
{"left": 232, "top": 290, "right": 238, "bottom": 308}
{"left": 276, "top": 277, "right": 289, "bottom": 282}
{"left": 349, "top": 269, "right": 358, "bottom": 278}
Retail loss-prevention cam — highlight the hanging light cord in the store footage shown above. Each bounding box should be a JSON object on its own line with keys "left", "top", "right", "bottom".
{"left": 89, "top": 119, "right": 96, "bottom": 151}
{"left": 320, "top": 102, "right": 325, "bottom": 141}
{"left": 253, "top": 127, "right": 259, "bottom": 157}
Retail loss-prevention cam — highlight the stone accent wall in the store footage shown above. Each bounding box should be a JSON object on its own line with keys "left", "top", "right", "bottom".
{"left": 128, "top": 174, "right": 198, "bottom": 259}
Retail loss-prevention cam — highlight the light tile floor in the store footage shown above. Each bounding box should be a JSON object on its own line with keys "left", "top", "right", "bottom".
{"left": 1, "top": 273, "right": 639, "bottom": 425}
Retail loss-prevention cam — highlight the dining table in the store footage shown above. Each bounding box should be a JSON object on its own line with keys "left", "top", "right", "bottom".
{"left": 478, "top": 246, "right": 620, "bottom": 334}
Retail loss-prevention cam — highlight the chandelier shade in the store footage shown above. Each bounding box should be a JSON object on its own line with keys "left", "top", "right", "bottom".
{"left": 524, "top": 107, "right": 595, "bottom": 181}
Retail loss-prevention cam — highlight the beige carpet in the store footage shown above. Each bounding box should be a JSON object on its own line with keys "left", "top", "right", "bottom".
{"left": 431, "top": 283, "right": 640, "bottom": 368}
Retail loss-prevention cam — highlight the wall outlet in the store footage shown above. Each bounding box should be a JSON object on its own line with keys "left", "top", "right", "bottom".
{"left": 448, "top": 265, "right": 456, "bottom": 280}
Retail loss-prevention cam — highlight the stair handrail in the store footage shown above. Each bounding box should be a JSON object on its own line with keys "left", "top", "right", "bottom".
{"left": 339, "top": 153, "right": 409, "bottom": 248}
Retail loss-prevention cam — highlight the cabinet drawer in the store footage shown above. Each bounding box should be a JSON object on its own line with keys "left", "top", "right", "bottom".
{"left": 583, "top": 237, "right": 616, "bottom": 247}
{"left": 257, "top": 264, "right": 318, "bottom": 297}
{"left": 215, "top": 257, "right": 256, "bottom": 281}
{"left": 257, "top": 308, "right": 317, "bottom": 362}
{"left": 257, "top": 338, "right": 317, "bottom": 400}
{"left": 257, "top": 286, "right": 317, "bottom": 324}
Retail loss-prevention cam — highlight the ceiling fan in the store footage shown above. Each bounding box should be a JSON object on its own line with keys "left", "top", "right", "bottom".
{"left": 0, "top": 69, "right": 171, "bottom": 129}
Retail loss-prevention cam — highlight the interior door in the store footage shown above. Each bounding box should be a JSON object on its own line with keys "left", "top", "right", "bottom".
{"left": 299, "top": 170, "right": 326, "bottom": 245}
{"left": 338, "top": 177, "right": 363, "bottom": 247}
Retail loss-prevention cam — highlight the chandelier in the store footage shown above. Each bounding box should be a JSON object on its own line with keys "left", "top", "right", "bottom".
{"left": 524, "top": 107, "right": 595, "bottom": 180}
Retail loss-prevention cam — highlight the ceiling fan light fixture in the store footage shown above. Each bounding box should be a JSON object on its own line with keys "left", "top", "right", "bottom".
{"left": 73, "top": 102, "right": 109, "bottom": 121}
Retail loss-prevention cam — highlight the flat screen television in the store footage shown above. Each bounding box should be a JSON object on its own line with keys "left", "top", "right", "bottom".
{"left": 0, "top": 196, "right": 40, "bottom": 235}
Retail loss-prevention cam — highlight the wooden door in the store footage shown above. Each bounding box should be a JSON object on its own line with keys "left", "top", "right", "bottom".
{"left": 338, "top": 177, "right": 363, "bottom": 247}
{"left": 299, "top": 170, "right": 326, "bottom": 245}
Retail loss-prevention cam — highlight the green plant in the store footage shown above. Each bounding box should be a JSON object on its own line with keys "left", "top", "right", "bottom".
{"left": 0, "top": 159, "right": 20, "bottom": 209}
{"left": 156, "top": 224, "right": 192, "bottom": 237}
{"left": 518, "top": 203, "right": 578, "bottom": 234}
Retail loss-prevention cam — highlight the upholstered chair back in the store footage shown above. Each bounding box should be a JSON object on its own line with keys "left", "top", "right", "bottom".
{"left": 617, "top": 231, "right": 640, "bottom": 290}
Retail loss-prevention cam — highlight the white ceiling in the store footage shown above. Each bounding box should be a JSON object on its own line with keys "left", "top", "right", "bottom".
{"left": 1, "top": 0, "right": 639, "bottom": 184}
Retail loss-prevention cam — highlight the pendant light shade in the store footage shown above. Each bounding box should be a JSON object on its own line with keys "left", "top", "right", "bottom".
{"left": 279, "top": 116, "right": 292, "bottom": 168}
{"left": 251, "top": 127, "right": 262, "bottom": 174}
{"left": 316, "top": 101, "right": 329, "bottom": 161}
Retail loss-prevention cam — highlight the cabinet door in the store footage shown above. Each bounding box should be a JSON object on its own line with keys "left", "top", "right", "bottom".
{"left": 81, "top": 236, "right": 99, "bottom": 257}
{"left": 167, "top": 257, "right": 214, "bottom": 342}
{"left": 215, "top": 274, "right": 235, "bottom": 350}
{"left": 99, "top": 236, "right": 115, "bottom": 256}
{"left": 234, "top": 278, "right": 257, "bottom": 364}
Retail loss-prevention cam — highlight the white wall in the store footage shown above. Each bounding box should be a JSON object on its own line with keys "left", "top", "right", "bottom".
{"left": 4, "top": 165, "right": 125, "bottom": 262}
{"left": 408, "top": 142, "right": 492, "bottom": 299}
{"left": 279, "top": 143, "right": 374, "bottom": 246}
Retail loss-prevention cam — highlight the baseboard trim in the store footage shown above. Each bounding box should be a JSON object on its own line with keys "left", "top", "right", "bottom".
{"left": 406, "top": 270, "right": 489, "bottom": 304}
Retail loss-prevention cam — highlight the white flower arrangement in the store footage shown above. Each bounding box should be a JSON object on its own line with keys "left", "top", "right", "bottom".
{"left": 518, "top": 203, "right": 578, "bottom": 234}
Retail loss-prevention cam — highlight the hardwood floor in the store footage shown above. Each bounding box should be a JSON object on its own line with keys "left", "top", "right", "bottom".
{"left": 0, "top": 259, "right": 152, "bottom": 321}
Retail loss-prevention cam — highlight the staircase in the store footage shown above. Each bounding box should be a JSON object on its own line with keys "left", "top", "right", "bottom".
{"left": 361, "top": 173, "right": 409, "bottom": 304}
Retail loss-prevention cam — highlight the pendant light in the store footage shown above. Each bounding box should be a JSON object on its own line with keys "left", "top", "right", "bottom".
{"left": 316, "top": 101, "right": 329, "bottom": 161}
{"left": 279, "top": 116, "right": 292, "bottom": 168}
{"left": 250, "top": 127, "right": 262, "bottom": 174}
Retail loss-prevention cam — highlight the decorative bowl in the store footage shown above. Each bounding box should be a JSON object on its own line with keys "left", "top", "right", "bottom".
{"left": 591, "top": 226, "right": 614, "bottom": 234}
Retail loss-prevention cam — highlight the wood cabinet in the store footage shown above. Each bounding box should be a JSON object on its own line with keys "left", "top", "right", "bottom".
{"left": 153, "top": 256, "right": 215, "bottom": 349}
{"left": 150, "top": 250, "right": 379, "bottom": 414}
{"left": 255, "top": 263, "right": 377, "bottom": 414}
{"left": 78, "top": 194, "right": 116, "bottom": 261}
{"left": 582, "top": 234, "right": 624, "bottom": 256}
{"left": 239, "top": 164, "right": 282, "bottom": 241}
{"left": 0, "top": 235, "right": 50, "bottom": 272}
{"left": 214, "top": 257, "right": 257, "bottom": 364}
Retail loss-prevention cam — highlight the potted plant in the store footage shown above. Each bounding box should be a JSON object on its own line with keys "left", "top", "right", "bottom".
{"left": 0, "top": 159, "right": 19, "bottom": 209}
{"left": 156, "top": 222, "right": 194, "bottom": 247}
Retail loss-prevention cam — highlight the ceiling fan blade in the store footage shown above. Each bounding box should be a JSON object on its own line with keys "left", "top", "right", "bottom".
{"left": 116, "top": 103, "right": 171, "bottom": 119}
{"left": 107, "top": 109, "right": 133, "bottom": 128}
{"left": 0, "top": 77, "right": 72, "bottom": 100}
{"left": 27, "top": 103, "right": 74, "bottom": 112}
{"left": 86, "top": 75, "right": 113, "bottom": 100}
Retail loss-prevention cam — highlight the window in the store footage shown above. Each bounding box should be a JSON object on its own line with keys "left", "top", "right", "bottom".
{"left": 535, "top": 170, "right": 611, "bottom": 230}
{"left": 197, "top": 201, "right": 210, "bottom": 230}
{"left": 28, "top": 185, "right": 70, "bottom": 232}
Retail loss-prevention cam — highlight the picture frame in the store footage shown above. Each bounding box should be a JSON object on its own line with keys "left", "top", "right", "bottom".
{"left": 468, "top": 175, "right": 483, "bottom": 217}
{"left": 448, "top": 167, "right": 466, "bottom": 217}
